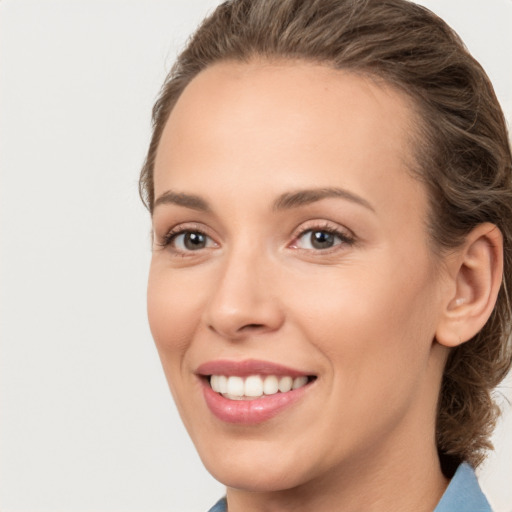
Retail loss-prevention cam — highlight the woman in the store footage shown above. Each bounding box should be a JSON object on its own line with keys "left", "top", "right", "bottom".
{"left": 140, "top": 0, "right": 512, "bottom": 510}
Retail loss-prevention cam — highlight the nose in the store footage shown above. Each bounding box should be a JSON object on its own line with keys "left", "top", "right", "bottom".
{"left": 202, "top": 248, "right": 285, "bottom": 341}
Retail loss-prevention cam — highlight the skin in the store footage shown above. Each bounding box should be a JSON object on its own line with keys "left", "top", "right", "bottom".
{"left": 147, "top": 61, "right": 496, "bottom": 511}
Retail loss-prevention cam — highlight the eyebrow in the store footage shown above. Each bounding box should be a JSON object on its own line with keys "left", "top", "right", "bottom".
{"left": 153, "top": 190, "right": 211, "bottom": 212}
{"left": 272, "top": 187, "right": 375, "bottom": 212}
{"left": 153, "top": 186, "right": 374, "bottom": 213}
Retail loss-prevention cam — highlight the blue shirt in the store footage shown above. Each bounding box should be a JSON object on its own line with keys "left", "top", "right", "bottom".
{"left": 207, "top": 463, "right": 492, "bottom": 511}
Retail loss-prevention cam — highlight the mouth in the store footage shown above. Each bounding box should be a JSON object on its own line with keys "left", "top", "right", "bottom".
{"left": 196, "top": 359, "right": 317, "bottom": 424}
{"left": 208, "top": 374, "right": 315, "bottom": 400}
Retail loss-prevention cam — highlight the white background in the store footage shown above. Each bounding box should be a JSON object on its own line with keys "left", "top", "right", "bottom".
{"left": 0, "top": 1, "right": 511, "bottom": 511}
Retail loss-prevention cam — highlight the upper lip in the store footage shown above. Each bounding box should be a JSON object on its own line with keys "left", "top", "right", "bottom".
{"left": 196, "top": 359, "right": 314, "bottom": 378}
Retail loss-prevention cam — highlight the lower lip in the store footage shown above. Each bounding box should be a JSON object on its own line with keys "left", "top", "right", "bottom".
{"left": 202, "top": 380, "right": 310, "bottom": 425}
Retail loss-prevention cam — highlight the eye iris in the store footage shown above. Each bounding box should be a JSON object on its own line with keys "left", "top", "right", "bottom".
{"left": 184, "top": 232, "right": 206, "bottom": 250}
{"left": 311, "top": 230, "right": 335, "bottom": 249}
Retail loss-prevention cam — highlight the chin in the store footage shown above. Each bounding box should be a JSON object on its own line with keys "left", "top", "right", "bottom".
{"left": 208, "top": 462, "right": 307, "bottom": 493}
{"left": 198, "top": 441, "right": 313, "bottom": 492}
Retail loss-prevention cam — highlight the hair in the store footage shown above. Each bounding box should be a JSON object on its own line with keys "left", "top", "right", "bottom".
{"left": 140, "top": 0, "right": 512, "bottom": 469}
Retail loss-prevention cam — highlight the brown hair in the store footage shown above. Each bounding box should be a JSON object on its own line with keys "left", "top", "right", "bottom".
{"left": 140, "top": 0, "right": 512, "bottom": 468}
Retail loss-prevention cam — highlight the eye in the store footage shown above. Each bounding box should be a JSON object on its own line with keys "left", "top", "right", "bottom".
{"left": 159, "top": 228, "right": 217, "bottom": 253}
{"left": 291, "top": 225, "right": 355, "bottom": 251}
{"left": 297, "top": 230, "right": 340, "bottom": 250}
{"left": 174, "top": 231, "right": 211, "bottom": 251}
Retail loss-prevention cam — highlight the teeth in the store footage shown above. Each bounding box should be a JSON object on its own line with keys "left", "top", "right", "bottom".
{"left": 218, "top": 375, "right": 228, "bottom": 394}
{"left": 293, "top": 376, "right": 308, "bottom": 389}
{"left": 226, "top": 376, "right": 244, "bottom": 396}
{"left": 278, "top": 376, "right": 293, "bottom": 393}
{"left": 209, "top": 374, "right": 310, "bottom": 399}
{"left": 211, "top": 375, "right": 220, "bottom": 392}
{"left": 263, "top": 375, "right": 279, "bottom": 395}
{"left": 245, "top": 375, "right": 263, "bottom": 397}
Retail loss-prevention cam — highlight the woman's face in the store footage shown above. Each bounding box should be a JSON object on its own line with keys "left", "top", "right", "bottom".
{"left": 148, "top": 61, "right": 450, "bottom": 492}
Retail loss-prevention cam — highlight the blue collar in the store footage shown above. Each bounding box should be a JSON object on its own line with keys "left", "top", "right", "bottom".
{"left": 208, "top": 463, "right": 492, "bottom": 512}
{"left": 208, "top": 497, "right": 227, "bottom": 512}
{"left": 434, "top": 462, "right": 492, "bottom": 512}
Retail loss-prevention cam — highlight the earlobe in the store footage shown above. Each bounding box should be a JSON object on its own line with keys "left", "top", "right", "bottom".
{"left": 435, "top": 223, "right": 503, "bottom": 348}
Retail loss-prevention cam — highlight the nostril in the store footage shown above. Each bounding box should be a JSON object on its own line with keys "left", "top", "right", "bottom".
{"left": 240, "top": 323, "right": 265, "bottom": 331}
{"left": 208, "top": 323, "right": 264, "bottom": 333}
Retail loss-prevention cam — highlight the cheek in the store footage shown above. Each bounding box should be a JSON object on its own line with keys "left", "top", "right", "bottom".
{"left": 287, "top": 267, "right": 440, "bottom": 456}
{"left": 147, "top": 263, "right": 202, "bottom": 362}
{"left": 287, "top": 258, "right": 439, "bottom": 385}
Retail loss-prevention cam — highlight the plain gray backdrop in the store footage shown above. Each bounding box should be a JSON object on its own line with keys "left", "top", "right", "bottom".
{"left": 1, "top": 1, "right": 511, "bottom": 511}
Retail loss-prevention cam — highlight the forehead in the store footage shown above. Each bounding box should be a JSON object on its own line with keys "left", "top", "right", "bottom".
{"left": 154, "top": 60, "right": 426, "bottom": 220}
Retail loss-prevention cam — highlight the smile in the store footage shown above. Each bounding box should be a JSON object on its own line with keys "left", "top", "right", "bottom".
{"left": 197, "top": 360, "right": 316, "bottom": 424}
{"left": 210, "top": 374, "right": 310, "bottom": 400}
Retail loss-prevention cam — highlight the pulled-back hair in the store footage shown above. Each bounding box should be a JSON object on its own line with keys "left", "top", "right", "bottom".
{"left": 140, "top": 0, "right": 512, "bottom": 468}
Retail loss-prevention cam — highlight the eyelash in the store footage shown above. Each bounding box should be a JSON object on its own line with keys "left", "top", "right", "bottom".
{"left": 156, "top": 222, "right": 355, "bottom": 254}
{"left": 157, "top": 224, "right": 214, "bottom": 253}
{"left": 290, "top": 222, "right": 355, "bottom": 252}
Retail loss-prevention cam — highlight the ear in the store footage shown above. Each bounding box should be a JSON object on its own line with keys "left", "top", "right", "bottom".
{"left": 435, "top": 223, "right": 503, "bottom": 348}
